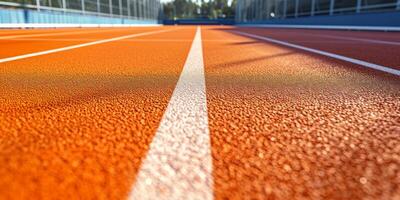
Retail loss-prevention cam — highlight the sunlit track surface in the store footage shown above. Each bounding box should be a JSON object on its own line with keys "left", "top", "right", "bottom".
{"left": 0, "top": 27, "right": 173, "bottom": 59}
{"left": 0, "top": 26, "right": 196, "bottom": 199}
{"left": 233, "top": 27, "right": 400, "bottom": 69}
{"left": 203, "top": 26, "right": 400, "bottom": 200}
{"left": 0, "top": 26, "right": 399, "bottom": 200}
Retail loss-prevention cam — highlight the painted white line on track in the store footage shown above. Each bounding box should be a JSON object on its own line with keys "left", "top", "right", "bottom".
{"left": 238, "top": 24, "right": 400, "bottom": 32}
{"left": 232, "top": 30, "right": 400, "bottom": 76}
{"left": 0, "top": 28, "right": 141, "bottom": 40}
{"left": 4, "top": 38, "right": 245, "bottom": 43}
{"left": 0, "top": 23, "right": 161, "bottom": 29}
{"left": 0, "top": 28, "right": 178, "bottom": 63}
{"left": 128, "top": 26, "right": 213, "bottom": 200}
{"left": 302, "top": 33, "right": 400, "bottom": 46}
{"left": 2, "top": 38, "right": 192, "bottom": 42}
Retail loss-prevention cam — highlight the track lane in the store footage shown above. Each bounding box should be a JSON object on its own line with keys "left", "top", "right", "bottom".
{"left": 0, "top": 28, "right": 87, "bottom": 36}
{"left": 0, "top": 27, "right": 152, "bottom": 37}
{"left": 234, "top": 27, "right": 400, "bottom": 69}
{"left": 0, "top": 27, "right": 175, "bottom": 59}
{"left": 238, "top": 28, "right": 400, "bottom": 43}
{"left": 202, "top": 26, "right": 400, "bottom": 200}
{"left": 0, "top": 26, "right": 197, "bottom": 200}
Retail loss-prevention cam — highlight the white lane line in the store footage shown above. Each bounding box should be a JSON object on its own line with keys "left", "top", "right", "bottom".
{"left": 232, "top": 30, "right": 400, "bottom": 76}
{"left": 239, "top": 24, "right": 400, "bottom": 32}
{"left": 303, "top": 33, "right": 400, "bottom": 46}
{"left": 0, "top": 28, "right": 128, "bottom": 40}
{"left": 2, "top": 38, "right": 192, "bottom": 42}
{"left": 4, "top": 38, "right": 245, "bottom": 43}
{"left": 0, "top": 28, "right": 177, "bottom": 64}
{"left": 0, "top": 23, "right": 161, "bottom": 29}
{"left": 129, "top": 26, "right": 213, "bottom": 200}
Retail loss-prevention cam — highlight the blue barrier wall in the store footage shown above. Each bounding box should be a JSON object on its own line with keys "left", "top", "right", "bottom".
{"left": 0, "top": 8, "right": 158, "bottom": 24}
{"left": 238, "top": 12, "right": 400, "bottom": 27}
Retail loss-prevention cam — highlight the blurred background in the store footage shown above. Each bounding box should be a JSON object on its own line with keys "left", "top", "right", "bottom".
{"left": 0, "top": 0, "right": 399, "bottom": 26}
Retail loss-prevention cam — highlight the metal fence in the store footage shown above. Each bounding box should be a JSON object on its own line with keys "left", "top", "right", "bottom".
{"left": 236, "top": 0, "right": 400, "bottom": 22}
{"left": 0, "top": 0, "right": 161, "bottom": 20}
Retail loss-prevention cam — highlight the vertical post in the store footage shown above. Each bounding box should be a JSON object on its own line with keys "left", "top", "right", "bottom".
{"left": 311, "top": 0, "right": 315, "bottom": 16}
{"left": 255, "top": 0, "right": 258, "bottom": 20}
{"left": 119, "top": 0, "right": 122, "bottom": 16}
{"left": 243, "top": 0, "right": 246, "bottom": 21}
{"left": 127, "top": 0, "right": 131, "bottom": 17}
{"left": 242, "top": 0, "right": 245, "bottom": 21}
{"left": 148, "top": 0, "right": 150, "bottom": 19}
{"left": 97, "top": 0, "right": 100, "bottom": 13}
{"left": 239, "top": 0, "right": 242, "bottom": 21}
{"left": 258, "top": 0, "right": 262, "bottom": 20}
{"left": 251, "top": 0, "right": 254, "bottom": 21}
{"left": 283, "top": 0, "right": 287, "bottom": 18}
{"left": 36, "top": 0, "right": 40, "bottom": 11}
{"left": 62, "top": 0, "right": 66, "bottom": 11}
{"left": 241, "top": 0, "right": 244, "bottom": 21}
{"left": 153, "top": 0, "right": 155, "bottom": 20}
{"left": 149, "top": 0, "right": 154, "bottom": 19}
{"left": 144, "top": 0, "right": 147, "bottom": 19}
{"left": 356, "top": 0, "right": 362, "bottom": 13}
{"left": 49, "top": 0, "right": 52, "bottom": 7}
{"left": 260, "top": 0, "right": 264, "bottom": 20}
{"left": 145, "top": 0, "right": 148, "bottom": 19}
{"left": 254, "top": 0, "right": 258, "bottom": 21}
{"left": 329, "top": 0, "right": 335, "bottom": 15}
{"left": 295, "top": 0, "right": 299, "bottom": 17}
{"left": 140, "top": 0, "right": 143, "bottom": 19}
{"left": 81, "top": 0, "right": 85, "bottom": 14}
{"left": 157, "top": 0, "right": 160, "bottom": 20}
{"left": 235, "top": 0, "right": 239, "bottom": 22}
{"left": 143, "top": 0, "right": 145, "bottom": 20}
{"left": 109, "top": 0, "right": 112, "bottom": 16}
{"left": 132, "top": 0, "right": 137, "bottom": 19}
{"left": 397, "top": 0, "right": 400, "bottom": 10}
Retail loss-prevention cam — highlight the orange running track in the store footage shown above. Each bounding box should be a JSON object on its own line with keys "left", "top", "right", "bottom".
{"left": 0, "top": 26, "right": 399, "bottom": 200}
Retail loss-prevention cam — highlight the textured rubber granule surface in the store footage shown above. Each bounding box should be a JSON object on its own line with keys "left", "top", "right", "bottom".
{"left": 0, "top": 27, "right": 196, "bottom": 200}
{"left": 0, "top": 27, "right": 167, "bottom": 58}
{"left": 233, "top": 27, "right": 400, "bottom": 69}
{"left": 202, "top": 27, "right": 400, "bottom": 200}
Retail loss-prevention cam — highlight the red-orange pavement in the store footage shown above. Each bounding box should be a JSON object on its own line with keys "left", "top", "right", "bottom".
{"left": 202, "top": 27, "right": 400, "bottom": 200}
{"left": 0, "top": 26, "right": 196, "bottom": 199}
{"left": 0, "top": 28, "right": 94, "bottom": 36}
{"left": 0, "top": 26, "right": 399, "bottom": 200}
{"left": 0, "top": 27, "right": 173, "bottom": 58}
{"left": 0, "top": 27, "right": 165, "bottom": 37}
{"left": 233, "top": 27, "right": 400, "bottom": 69}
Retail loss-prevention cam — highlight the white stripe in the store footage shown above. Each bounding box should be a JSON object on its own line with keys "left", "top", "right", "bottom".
{"left": 302, "top": 33, "right": 400, "bottom": 46}
{"left": 129, "top": 26, "right": 213, "bottom": 200}
{"left": 0, "top": 23, "right": 161, "bottom": 29}
{"left": 0, "top": 28, "right": 176, "bottom": 63}
{"left": 0, "top": 28, "right": 148, "bottom": 40}
{"left": 232, "top": 30, "right": 400, "bottom": 76}
{"left": 4, "top": 38, "right": 244, "bottom": 43}
{"left": 238, "top": 24, "right": 400, "bottom": 32}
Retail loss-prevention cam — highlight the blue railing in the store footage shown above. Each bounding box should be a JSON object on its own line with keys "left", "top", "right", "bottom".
{"left": 237, "top": 11, "right": 400, "bottom": 27}
{"left": 0, "top": 8, "right": 158, "bottom": 25}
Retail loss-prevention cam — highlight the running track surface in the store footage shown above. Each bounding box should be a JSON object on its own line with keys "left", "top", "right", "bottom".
{"left": 0, "top": 26, "right": 399, "bottom": 200}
